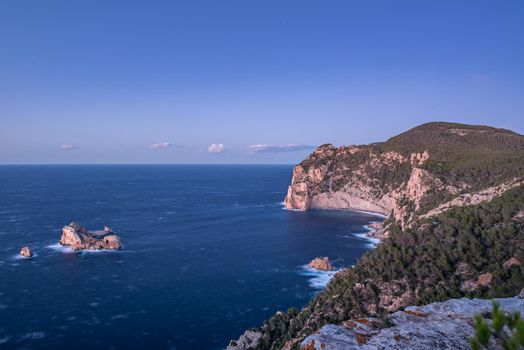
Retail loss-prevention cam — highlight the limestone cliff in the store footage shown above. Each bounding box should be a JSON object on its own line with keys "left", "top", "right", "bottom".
{"left": 284, "top": 122, "right": 524, "bottom": 236}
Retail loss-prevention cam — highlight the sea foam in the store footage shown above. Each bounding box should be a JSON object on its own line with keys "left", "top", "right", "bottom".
{"left": 299, "top": 265, "right": 340, "bottom": 290}
{"left": 46, "top": 243, "right": 76, "bottom": 254}
{"left": 46, "top": 243, "right": 120, "bottom": 254}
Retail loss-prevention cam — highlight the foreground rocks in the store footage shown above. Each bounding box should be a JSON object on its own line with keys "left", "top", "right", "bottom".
{"left": 308, "top": 257, "right": 333, "bottom": 271}
{"left": 19, "top": 246, "right": 33, "bottom": 258}
{"left": 299, "top": 294, "right": 524, "bottom": 350}
{"left": 60, "top": 222, "right": 122, "bottom": 251}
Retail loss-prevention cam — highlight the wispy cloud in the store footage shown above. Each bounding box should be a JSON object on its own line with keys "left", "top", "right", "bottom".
{"left": 208, "top": 143, "right": 225, "bottom": 153}
{"left": 60, "top": 144, "right": 78, "bottom": 151}
{"left": 247, "top": 144, "right": 315, "bottom": 153}
{"left": 149, "top": 142, "right": 172, "bottom": 150}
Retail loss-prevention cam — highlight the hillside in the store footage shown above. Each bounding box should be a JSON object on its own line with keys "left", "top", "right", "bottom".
{"left": 229, "top": 122, "right": 524, "bottom": 350}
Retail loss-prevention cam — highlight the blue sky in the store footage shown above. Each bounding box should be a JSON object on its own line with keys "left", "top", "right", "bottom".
{"left": 0, "top": 0, "right": 523, "bottom": 164}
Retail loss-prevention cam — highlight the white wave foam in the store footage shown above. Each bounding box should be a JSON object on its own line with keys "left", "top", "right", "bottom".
{"left": 12, "top": 253, "right": 38, "bottom": 260}
{"left": 282, "top": 206, "right": 302, "bottom": 212}
{"left": 353, "top": 232, "right": 380, "bottom": 248}
{"left": 46, "top": 243, "right": 121, "bottom": 254}
{"left": 80, "top": 249, "right": 120, "bottom": 254}
{"left": 20, "top": 332, "right": 45, "bottom": 340}
{"left": 46, "top": 243, "right": 76, "bottom": 253}
{"left": 299, "top": 265, "right": 340, "bottom": 290}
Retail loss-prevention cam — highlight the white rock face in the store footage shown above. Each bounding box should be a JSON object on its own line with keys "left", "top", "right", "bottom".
{"left": 300, "top": 295, "right": 524, "bottom": 350}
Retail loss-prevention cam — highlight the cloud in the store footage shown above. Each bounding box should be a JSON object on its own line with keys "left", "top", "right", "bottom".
{"left": 247, "top": 144, "right": 315, "bottom": 153}
{"left": 149, "top": 142, "right": 172, "bottom": 150}
{"left": 208, "top": 143, "right": 226, "bottom": 153}
{"left": 60, "top": 144, "right": 78, "bottom": 151}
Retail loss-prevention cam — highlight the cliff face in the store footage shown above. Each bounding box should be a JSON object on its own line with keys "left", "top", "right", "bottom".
{"left": 284, "top": 122, "right": 524, "bottom": 235}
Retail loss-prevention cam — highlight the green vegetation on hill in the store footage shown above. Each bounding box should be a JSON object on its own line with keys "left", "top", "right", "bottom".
{"left": 376, "top": 122, "right": 524, "bottom": 187}
{"left": 252, "top": 186, "right": 524, "bottom": 349}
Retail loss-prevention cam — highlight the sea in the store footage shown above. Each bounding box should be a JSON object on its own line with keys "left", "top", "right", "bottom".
{"left": 0, "top": 165, "right": 383, "bottom": 349}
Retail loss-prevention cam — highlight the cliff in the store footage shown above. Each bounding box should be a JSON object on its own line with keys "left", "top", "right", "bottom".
{"left": 229, "top": 122, "right": 524, "bottom": 350}
{"left": 284, "top": 122, "right": 524, "bottom": 237}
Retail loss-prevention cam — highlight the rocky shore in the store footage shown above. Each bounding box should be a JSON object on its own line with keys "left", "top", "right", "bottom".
{"left": 59, "top": 222, "right": 122, "bottom": 251}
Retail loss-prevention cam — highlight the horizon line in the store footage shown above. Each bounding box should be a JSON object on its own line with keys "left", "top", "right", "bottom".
{"left": 0, "top": 162, "right": 296, "bottom": 166}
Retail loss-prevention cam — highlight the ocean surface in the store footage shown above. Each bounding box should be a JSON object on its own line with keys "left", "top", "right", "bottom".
{"left": 0, "top": 165, "right": 382, "bottom": 349}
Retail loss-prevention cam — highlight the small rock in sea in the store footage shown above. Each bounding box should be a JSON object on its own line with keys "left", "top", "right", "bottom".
{"left": 60, "top": 222, "right": 122, "bottom": 251}
{"left": 308, "top": 257, "right": 333, "bottom": 271}
{"left": 20, "top": 246, "right": 33, "bottom": 258}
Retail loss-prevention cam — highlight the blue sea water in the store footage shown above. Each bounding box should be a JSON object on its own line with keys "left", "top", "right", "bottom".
{"left": 0, "top": 165, "right": 382, "bottom": 349}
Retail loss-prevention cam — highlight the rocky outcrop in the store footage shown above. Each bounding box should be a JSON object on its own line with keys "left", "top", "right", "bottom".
{"left": 19, "top": 246, "right": 33, "bottom": 258}
{"left": 227, "top": 330, "right": 262, "bottom": 350}
{"left": 461, "top": 271, "right": 497, "bottom": 292}
{"left": 59, "top": 222, "right": 122, "bottom": 251}
{"left": 308, "top": 257, "right": 333, "bottom": 271}
{"left": 476, "top": 272, "right": 494, "bottom": 287}
{"left": 503, "top": 257, "right": 521, "bottom": 269}
{"left": 300, "top": 294, "right": 524, "bottom": 350}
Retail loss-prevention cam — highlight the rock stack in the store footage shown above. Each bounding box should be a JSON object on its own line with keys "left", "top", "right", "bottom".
{"left": 308, "top": 257, "right": 333, "bottom": 271}
{"left": 60, "top": 222, "right": 122, "bottom": 251}
{"left": 20, "top": 246, "right": 33, "bottom": 258}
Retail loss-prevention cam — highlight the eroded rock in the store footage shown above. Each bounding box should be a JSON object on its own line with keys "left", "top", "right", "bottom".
{"left": 308, "top": 257, "right": 333, "bottom": 271}
{"left": 476, "top": 272, "right": 493, "bottom": 287}
{"left": 503, "top": 257, "right": 521, "bottom": 269}
{"left": 60, "top": 222, "right": 122, "bottom": 251}
{"left": 20, "top": 246, "right": 33, "bottom": 258}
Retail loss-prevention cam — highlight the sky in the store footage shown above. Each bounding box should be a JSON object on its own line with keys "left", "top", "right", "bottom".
{"left": 0, "top": 0, "right": 523, "bottom": 164}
